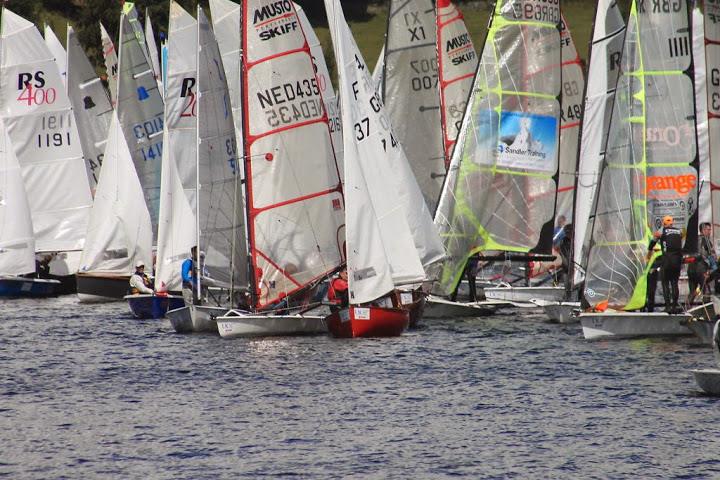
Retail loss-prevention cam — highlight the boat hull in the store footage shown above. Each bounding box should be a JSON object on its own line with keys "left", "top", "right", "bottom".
{"left": 217, "top": 310, "right": 327, "bottom": 338}
{"left": 0, "top": 276, "right": 59, "bottom": 298}
{"left": 76, "top": 274, "right": 129, "bottom": 303}
{"left": 484, "top": 286, "right": 565, "bottom": 303}
{"left": 692, "top": 369, "right": 720, "bottom": 396}
{"left": 166, "top": 305, "right": 223, "bottom": 333}
{"left": 529, "top": 299, "right": 580, "bottom": 324}
{"left": 424, "top": 295, "right": 499, "bottom": 318}
{"left": 393, "top": 289, "right": 425, "bottom": 328}
{"left": 580, "top": 312, "right": 692, "bottom": 340}
{"left": 326, "top": 306, "right": 409, "bottom": 338}
{"left": 124, "top": 294, "right": 185, "bottom": 319}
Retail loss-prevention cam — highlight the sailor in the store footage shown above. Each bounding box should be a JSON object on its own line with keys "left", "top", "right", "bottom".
{"left": 327, "top": 267, "right": 349, "bottom": 310}
{"left": 450, "top": 253, "right": 479, "bottom": 302}
{"left": 645, "top": 244, "right": 662, "bottom": 313}
{"left": 129, "top": 261, "right": 153, "bottom": 295}
{"left": 648, "top": 215, "right": 684, "bottom": 313}
{"left": 35, "top": 254, "right": 53, "bottom": 279}
{"left": 182, "top": 246, "right": 199, "bottom": 305}
{"left": 688, "top": 222, "right": 719, "bottom": 304}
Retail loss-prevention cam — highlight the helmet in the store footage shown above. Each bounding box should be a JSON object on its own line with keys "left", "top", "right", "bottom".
{"left": 662, "top": 215, "right": 673, "bottom": 226}
{"left": 135, "top": 261, "right": 145, "bottom": 268}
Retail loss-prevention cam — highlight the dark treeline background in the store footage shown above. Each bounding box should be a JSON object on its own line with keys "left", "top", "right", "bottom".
{"left": 6, "top": 0, "right": 632, "bottom": 72}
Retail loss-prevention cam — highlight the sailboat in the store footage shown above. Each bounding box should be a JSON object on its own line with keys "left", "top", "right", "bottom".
{"left": 66, "top": 25, "right": 113, "bottom": 192}
{"left": 0, "top": 8, "right": 94, "bottom": 295}
{"left": 77, "top": 2, "right": 163, "bottom": 301}
{"left": 214, "top": 0, "right": 347, "bottom": 338}
{"left": 433, "top": 0, "right": 562, "bottom": 310}
{"left": 0, "top": 118, "right": 59, "bottom": 297}
{"left": 578, "top": 0, "right": 698, "bottom": 340}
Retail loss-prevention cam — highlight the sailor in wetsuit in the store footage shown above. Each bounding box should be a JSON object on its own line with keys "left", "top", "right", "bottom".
{"left": 648, "top": 215, "right": 684, "bottom": 313}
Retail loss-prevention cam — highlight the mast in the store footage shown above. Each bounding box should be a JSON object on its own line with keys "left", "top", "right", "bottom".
{"left": 195, "top": 4, "right": 202, "bottom": 303}
{"left": 705, "top": 0, "right": 720, "bottom": 245}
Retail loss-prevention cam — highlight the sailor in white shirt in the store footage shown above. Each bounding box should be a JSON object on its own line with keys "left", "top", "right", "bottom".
{"left": 129, "top": 261, "right": 154, "bottom": 294}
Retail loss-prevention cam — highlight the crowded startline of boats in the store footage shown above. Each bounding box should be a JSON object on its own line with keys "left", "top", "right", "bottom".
{"left": 4, "top": 0, "right": 720, "bottom": 389}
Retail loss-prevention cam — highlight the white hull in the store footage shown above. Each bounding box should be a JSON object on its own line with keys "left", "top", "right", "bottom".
{"left": 216, "top": 310, "right": 327, "bottom": 338}
{"left": 424, "top": 295, "right": 502, "bottom": 318}
{"left": 77, "top": 292, "right": 122, "bottom": 303}
{"left": 692, "top": 369, "right": 720, "bottom": 396}
{"left": 166, "top": 305, "right": 224, "bottom": 333}
{"left": 530, "top": 299, "right": 580, "bottom": 324}
{"left": 580, "top": 312, "right": 692, "bottom": 340}
{"left": 484, "top": 286, "right": 565, "bottom": 303}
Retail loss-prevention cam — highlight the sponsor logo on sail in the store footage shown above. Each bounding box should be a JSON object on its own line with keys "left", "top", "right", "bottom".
{"left": 645, "top": 174, "right": 697, "bottom": 196}
{"left": 253, "top": 0, "right": 298, "bottom": 41}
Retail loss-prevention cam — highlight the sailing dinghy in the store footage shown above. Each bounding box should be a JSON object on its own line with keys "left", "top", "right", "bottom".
{"left": 691, "top": 319, "right": 720, "bottom": 395}
{"left": 0, "top": 118, "right": 59, "bottom": 297}
{"left": 433, "top": 0, "right": 562, "bottom": 312}
{"left": 209, "top": 0, "right": 345, "bottom": 338}
{"left": 578, "top": 0, "right": 698, "bottom": 340}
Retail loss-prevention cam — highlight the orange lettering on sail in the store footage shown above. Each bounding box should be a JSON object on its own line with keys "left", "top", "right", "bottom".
{"left": 645, "top": 174, "right": 697, "bottom": 196}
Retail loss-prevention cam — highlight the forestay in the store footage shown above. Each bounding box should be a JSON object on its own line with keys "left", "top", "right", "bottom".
{"left": 572, "top": 0, "right": 625, "bottom": 285}
{"left": 584, "top": 0, "right": 699, "bottom": 310}
{"left": 0, "top": 119, "right": 35, "bottom": 276}
{"left": 116, "top": 2, "right": 165, "bottom": 238}
{"left": 100, "top": 22, "right": 118, "bottom": 107}
{"left": 0, "top": 9, "right": 93, "bottom": 254}
{"left": 436, "top": 0, "right": 477, "bottom": 166}
{"left": 705, "top": 0, "right": 720, "bottom": 244}
{"left": 44, "top": 24, "right": 67, "bottom": 88}
{"left": 78, "top": 113, "right": 153, "bottom": 275}
{"left": 433, "top": 0, "right": 562, "bottom": 295}
{"left": 324, "top": 0, "right": 426, "bottom": 303}
{"left": 242, "top": 0, "right": 344, "bottom": 309}
{"left": 67, "top": 25, "right": 113, "bottom": 191}
{"left": 556, "top": 14, "right": 584, "bottom": 221}
{"left": 382, "top": 0, "right": 445, "bottom": 211}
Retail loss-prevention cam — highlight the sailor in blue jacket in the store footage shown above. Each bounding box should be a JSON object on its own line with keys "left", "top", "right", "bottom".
{"left": 182, "top": 246, "right": 198, "bottom": 305}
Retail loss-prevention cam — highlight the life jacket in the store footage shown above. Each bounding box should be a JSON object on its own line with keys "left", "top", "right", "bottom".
{"left": 327, "top": 277, "right": 348, "bottom": 304}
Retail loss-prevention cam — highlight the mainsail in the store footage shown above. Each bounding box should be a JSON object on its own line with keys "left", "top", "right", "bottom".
{"left": 0, "top": 119, "right": 35, "bottom": 276}
{"left": 116, "top": 2, "right": 165, "bottom": 238}
{"left": 100, "top": 22, "right": 118, "bottom": 107}
{"left": 145, "top": 11, "right": 164, "bottom": 99}
{"left": 705, "top": 0, "right": 720, "bottom": 241}
{"left": 79, "top": 112, "right": 153, "bottom": 276}
{"left": 572, "top": 0, "right": 625, "bottom": 284}
{"left": 556, "top": 14, "right": 584, "bottom": 221}
{"left": 325, "top": 0, "right": 427, "bottom": 303}
{"left": 693, "top": 7, "right": 710, "bottom": 227}
{"left": 433, "top": 0, "right": 562, "bottom": 294}
{"left": 0, "top": 8, "right": 93, "bottom": 254}
{"left": 436, "top": 0, "right": 477, "bottom": 165}
{"left": 44, "top": 24, "right": 67, "bottom": 88}
{"left": 584, "top": 0, "right": 699, "bottom": 310}
{"left": 67, "top": 25, "right": 113, "bottom": 190}
{"left": 242, "top": 0, "right": 344, "bottom": 308}
{"left": 382, "top": 0, "right": 445, "bottom": 211}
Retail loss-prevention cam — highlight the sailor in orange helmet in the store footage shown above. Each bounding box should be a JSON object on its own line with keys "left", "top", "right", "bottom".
{"left": 648, "top": 215, "right": 684, "bottom": 313}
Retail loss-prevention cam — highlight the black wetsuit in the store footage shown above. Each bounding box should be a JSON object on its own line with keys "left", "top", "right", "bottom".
{"left": 648, "top": 226, "right": 683, "bottom": 312}
{"left": 646, "top": 254, "right": 662, "bottom": 312}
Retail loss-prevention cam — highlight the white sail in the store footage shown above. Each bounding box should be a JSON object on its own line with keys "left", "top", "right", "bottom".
{"left": 145, "top": 11, "right": 164, "bottom": 100}
{"left": 556, "top": 15, "right": 584, "bottom": 222}
{"left": 295, "top": 2, "right": 344, "bottom": 172}
{"left": 67, "top": 25, "right": 113, "bottom": 191}
{"left": 372, "top": 45, "right": 385, "bottom": 94}
{"left": 79, "top": 112, "right": 152, "bottom": 275}
{"left": 705, "top": 1, "right": 720, "bottom": 243}
{"left": 382, "top": 0, "right": 444, "bottom": 211}
{"left": 694, "top": 8, "right": 710, "bottom": 227}
{"left": 44, "top": 24, "right": 67, "bottom": 88}
{"left": 325, "top": 0, "right": 427, "bottom": 302}
{"left": 436, "top": 0, "right": 477, "bottom": 164}
{"left": 572, "top": 0, "right": 626, "bottom": 284}
{"left": 116, "top": 2, "right": 165, "bottom": 238}
{"left": 584, "top": 0, "right": 699, "bottom": 310}
{"left": 243, "top": 0, "right": 344, "bottom": 309}
{"left": 0, "top": 119, "right": 35, "bottom": 276}
{"left": 155, "top": 2, "right": 198, "bottom": 292}
{"left": 100, "top": 22, "right": 118, "bottom": 107}
{"left": 0, "top": 8, "right": 93, "bottom": 254}
{"left": 209, "top": 0, "right": 242, "bottom": 166}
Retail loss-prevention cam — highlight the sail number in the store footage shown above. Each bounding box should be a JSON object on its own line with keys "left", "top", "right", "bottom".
{"left": 18, "top": 86, "right": 57, "bottom": 106}
{"left": 36, "top": 114, "right": 71, "bottom": 149}
{"left": 510, "top": 0, "right": 559, "bottom": 23}
{"left": 265, "top": 98, "right": 323, "bottom": 127}
{"left": 637, "top": 0, "right": 682, "bottom": 13}
{"left": 410, "top": 58, "right": 438, "bottom": 92}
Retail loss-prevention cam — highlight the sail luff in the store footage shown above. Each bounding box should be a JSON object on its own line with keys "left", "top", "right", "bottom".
{"left": 704, "top": 0, "right": 720, "bottom": 245}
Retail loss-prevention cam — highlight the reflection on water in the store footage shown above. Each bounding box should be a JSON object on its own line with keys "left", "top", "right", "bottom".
{"left": 1, "top": 296, "right": 720, "bottom": 478}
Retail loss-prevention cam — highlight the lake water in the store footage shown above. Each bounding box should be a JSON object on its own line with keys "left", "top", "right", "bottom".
{"left": 2, "top": 296, "right": 720, "bottom": 479}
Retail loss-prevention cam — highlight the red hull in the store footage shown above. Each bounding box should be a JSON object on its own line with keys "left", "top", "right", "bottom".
{"left": 325, "top": 306, "right": 409, "bottom": 338}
